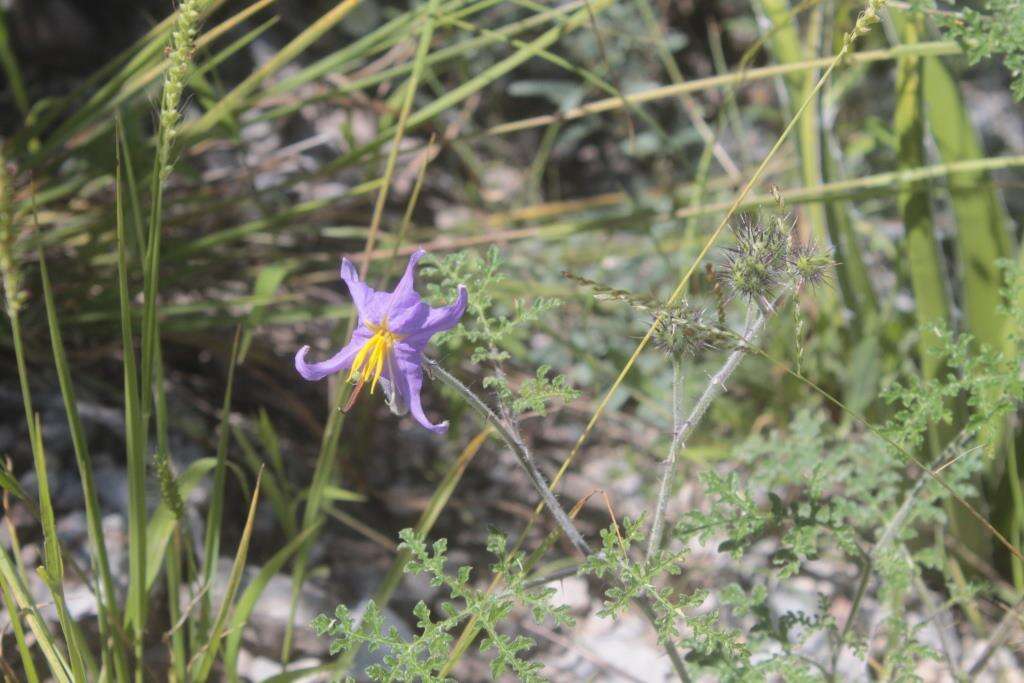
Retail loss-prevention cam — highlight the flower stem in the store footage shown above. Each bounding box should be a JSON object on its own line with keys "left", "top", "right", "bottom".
{"left": 425, "top": 359, "right": 590, "bottom": 556}
{"left": 646, "top": 304, "right": 767, "bottom": 561}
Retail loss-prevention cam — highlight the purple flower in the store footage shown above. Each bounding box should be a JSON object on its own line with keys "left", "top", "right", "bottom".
{"left": 295, "top": 249, "right": 467, "bottom": 434}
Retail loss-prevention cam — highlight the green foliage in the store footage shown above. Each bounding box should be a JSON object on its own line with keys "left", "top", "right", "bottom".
{"left": 581, "top": 517, "right": 710, "bottom": 647}
{"left": 313, "top": 529, "right": 572, "bottom": 682}
{"left": 940, "top": 0, "right": 1024, "bottom": 100}
{"left": 486, "top": 364, "right": 580, "bottom": 417}
{"left": 883, "top": 259, "right": 1024, "bottom": 457}
{"left": 423, "top": 247, "right": 558, "bottom": 364}
{"left": 423, "top": 247, "right": 578, "bottom": 416}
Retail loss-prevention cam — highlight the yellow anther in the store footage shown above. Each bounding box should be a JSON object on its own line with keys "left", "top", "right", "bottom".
{"left": 347, "top": 321, "right": 404, "bottom": 396}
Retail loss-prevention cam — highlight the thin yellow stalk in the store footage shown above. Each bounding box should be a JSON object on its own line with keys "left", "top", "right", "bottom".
{"left": 479, "top": 40, "right": 959, "bottom": 138}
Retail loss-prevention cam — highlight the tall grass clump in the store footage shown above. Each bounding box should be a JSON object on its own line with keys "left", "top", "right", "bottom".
{"left": 1, "top": 0, "right": 1024, "bottom": 680}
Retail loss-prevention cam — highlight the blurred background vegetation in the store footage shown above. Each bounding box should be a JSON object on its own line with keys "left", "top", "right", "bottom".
{"left": 0, "top": 0, "right": 1023, "bottom": 679}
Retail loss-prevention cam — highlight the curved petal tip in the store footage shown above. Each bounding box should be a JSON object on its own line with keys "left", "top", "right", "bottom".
{"left": 451, "top": 284, "right": 469, "bottom": 316}
{"left": 294, "top": 345, "right": 329, "bottom": 381}
{"left": 340, "top": 257, "right": 359, "bottom": 282}
{"left": 410, "top": 393, "right": 450, "bottom": 434}
{"left": 399, "top": 249, "right": 423, "bottom": 278}
{"left": 424, "top": 420, "right": 449, "bottom": 435}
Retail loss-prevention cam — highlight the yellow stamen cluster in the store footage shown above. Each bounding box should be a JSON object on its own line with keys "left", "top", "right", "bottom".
{"left": 348, "top": 322, "right": 403, "bottom": 394}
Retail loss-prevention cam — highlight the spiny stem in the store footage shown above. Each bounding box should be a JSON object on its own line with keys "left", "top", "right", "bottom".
{"left": 425, "top": 359, "right": 590, "bottom": 555}
{"left": 646, "top": 303, "right": 767, "bottom": 560}
{"left": 645, "top": 356, "right": 684, "bottom": 561}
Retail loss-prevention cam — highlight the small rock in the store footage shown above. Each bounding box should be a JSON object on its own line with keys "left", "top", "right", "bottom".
{"left": 548, "top": 575, "right": 590, "bottom": 614}
{"left": 57, "top": 510, "right": 88, "bottom": 546}
{"left": 236, "top": 651, "right": 326, "bottom": 682}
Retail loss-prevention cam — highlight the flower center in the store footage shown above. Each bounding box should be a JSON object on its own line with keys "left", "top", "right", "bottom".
{"left": 346, "top": 321, "right": 404, "bottom": 407}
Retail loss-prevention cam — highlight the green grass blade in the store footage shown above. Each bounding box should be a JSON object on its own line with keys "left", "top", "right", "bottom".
{"left": 239, "top": 263, "right": 291, "bottom": 362}
{"left": 192, "top": 469, "right": 264, "bottom": 682}
{"left": 28, "top": 413, "right": 90, "bottom": 682}
{"left": 0, "top": 8, "right": 28, "bottom": 116}
{"left": 895, "top": 16, "right": 950, "bottom": 384}
{"left": 922, "top": 51, "right": 1012, "bottom": 349}
{"left": 115, "top": 116, "right": 148, "bottom": 257}
{"left": 35, "top": 567, "right": 91, "bottom": 683}
{"left": 819, "top": 124, "right": 879, "bottom": 325}
{"left": 0, "top": 575, "right": 40, "bottom": 682}
{"left": 233, "top": 426, "right": 296, "bottom": 536}
{"left": 280, "top": 378, "right": 351, "bottom": 664}
{"left": 320, "top": 485, "right": 368, "bottom": 503}
{"left": 0, "top": 544, "right": 73, "bottom": 682}
{"left": 7, "top": 307, "right": 34, "bottom": 453}
{"left": 200, "top": 327, "right": 242, "bottom": 627}
{"left": 0, "top": 458, "right": 29, "bottom": 501}
{"left": 115, "top": 131, "right": 149, "bottom": 672}
{"left": 39, "top": 251, "right": 126, "bottom": 668}
{"left": 192, "top": 15, "right": 280, "bottom": 85}
{"left": 29, "top": 414, "right": 62, "bottom": 593}
{"left": 257, "top": 408, "right": 286, "bottom": 481}
{"left": 918, "top": 14, "right": 1018, "bottom": 582}
{"left": 223, "top": 522, "right": 322, "bottom": 682}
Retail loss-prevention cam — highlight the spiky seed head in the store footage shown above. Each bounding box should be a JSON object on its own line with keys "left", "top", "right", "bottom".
{"left": 653, "top": 302, "right": 732, "bottom": 359}
{"left": 721, "top": 214, "right": 791, "bottom": 301}
{"left": 789, "top": 240, "right": 834, "bottom": 288}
